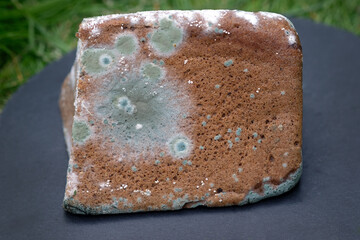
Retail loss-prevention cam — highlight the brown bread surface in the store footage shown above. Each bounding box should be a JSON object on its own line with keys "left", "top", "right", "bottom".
{"left": 60, "top": 10, "right": 302, "bottom": 214}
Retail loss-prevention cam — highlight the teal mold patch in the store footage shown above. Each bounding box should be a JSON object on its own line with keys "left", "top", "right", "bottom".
{"left": 150, "top": 18, "right": 183, "bottom": 55}
{"left": 168, "top": 135, "right": 192, "bottom": 159}
{"left": 188, "top": 201, "right": 205, "bottom": 208}
{"left": 94, "top": 68, "right": 191, "bottom": 155}
{"left": 172, "top": 194, "right": 189, "bottom": 209}
{"left": 232, "top": 173, "right": 239, "bottom": 182}
{"left": 72, "top": 120, "right": 90, "bottom": 143}
{"left": 214, "top": 134, "right": 222, "bottom": 140}
{"left": 236, "top": 128, "right": 242, "bottom": 136}
{"left": 116, "top": 96, "right": 137, "bottom": 115}
{"left": 239, "top": 163, "right": 303, "bottom": 206}
{"left": 228, "top": 140, "right": 233, "bottom": 149}
{"left": 224, "top": 59, "right": 233, "bottom": 67}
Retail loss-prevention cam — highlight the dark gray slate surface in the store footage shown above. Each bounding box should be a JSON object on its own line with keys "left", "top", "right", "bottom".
{"left": 0, "top": 18, "right": 359, "bottom": 240}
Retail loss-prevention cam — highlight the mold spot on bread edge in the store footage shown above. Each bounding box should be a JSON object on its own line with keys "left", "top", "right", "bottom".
{"left": 150, "top": 18, "right": 183, "bottom": 55}
{"left": 72, "top": 120, "right": 90, "bottom": 143}
{"left": 238, "top": 163, "right": 302, "bottom": 206}
{"left": 81, "top": 49, "right": 115, "bottom": 75}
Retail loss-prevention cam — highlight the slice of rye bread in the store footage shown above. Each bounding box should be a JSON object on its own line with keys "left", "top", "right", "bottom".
{"left": 59, "top": 10, "right": 303, "bottom": 214}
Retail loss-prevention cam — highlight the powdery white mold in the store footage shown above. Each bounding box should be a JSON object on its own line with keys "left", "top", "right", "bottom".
{"left": 259, "top": 11, "right": 285, "bottom": 20}
{"left": 200, "top": 10, "right": 226, "bottom": 25}
{"left": 259, "top": 11, "right": 296, "bottom": 30}
{"left": 81, "top": 10, "right": 226, "bottom": 31}
{"left": 235, "top": 10, "right": 258, "bottom": 26}
{"left": 65, "top": 171, "right": 79, "bottom": 198}
{"left": 287, "top": 33, "right": 297, "bottom": 45}
{"left": 80, "top": 10, "right": 297, "bottom": 39}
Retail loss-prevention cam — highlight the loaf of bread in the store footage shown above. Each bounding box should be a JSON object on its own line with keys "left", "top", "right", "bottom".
{"left": 59, "top": 10, "right": 303, "bottom": 214}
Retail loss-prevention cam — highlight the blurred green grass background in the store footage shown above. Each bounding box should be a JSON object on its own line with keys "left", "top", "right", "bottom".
{"left": 0, "top": 0, "right": 359, "bottom": 111}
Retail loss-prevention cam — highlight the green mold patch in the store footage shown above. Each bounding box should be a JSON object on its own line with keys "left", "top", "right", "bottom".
{"left": 81, "top": 49, "right": 115, "bottom": 75}
{"left": 72, "top": 120, "right": 90, "bottom": 143}
{"left": 142, "top": 63, "right": 163, "bottom": 82}
{"left": 150, "top": 18, "right": 183, "bottom": 55}
{"left": 115, "top": 34, "right": 138, "bottom": 56}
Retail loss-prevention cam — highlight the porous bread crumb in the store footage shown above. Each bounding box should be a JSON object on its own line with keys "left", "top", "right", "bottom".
{"left": 60, "top": 10, "right": 302, "bottom": 214}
